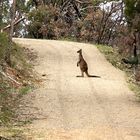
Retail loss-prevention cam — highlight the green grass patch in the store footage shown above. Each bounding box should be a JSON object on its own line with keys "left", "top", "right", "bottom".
{"left": 19, "top": 86, "right": 31, "bottom": 96}
{"left": 96, "top": 44, "right": 124, "bottom": 70}
{"left": 129, "top": 82, "right": 140, "bottom": 98}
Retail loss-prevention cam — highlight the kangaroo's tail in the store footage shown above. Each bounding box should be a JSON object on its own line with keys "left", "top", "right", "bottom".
{"left": 85, "top": 71, "right": 101, "bottom": 78}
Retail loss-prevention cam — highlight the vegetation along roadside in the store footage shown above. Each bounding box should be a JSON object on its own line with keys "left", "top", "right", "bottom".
{"left": 0, "top": 32, "right": 39, "bottom": 139}
{"left": 96, "top": 44, "right": 140, "bottom": 99}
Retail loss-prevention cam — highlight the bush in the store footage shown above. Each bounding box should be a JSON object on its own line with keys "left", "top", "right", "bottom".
{"left": 27, "top": 5, "right": 62, "bottom": 39}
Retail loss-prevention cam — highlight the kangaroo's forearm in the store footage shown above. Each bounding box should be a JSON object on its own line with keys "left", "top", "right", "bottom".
{"left": 77, "top": 60, "right": 81, "bottom": 66}
{"left": 77, "top": 61, "right": 79, "bottom": 66}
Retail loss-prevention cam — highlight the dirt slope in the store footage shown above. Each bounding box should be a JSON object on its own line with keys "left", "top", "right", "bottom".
{"left": 14, "top": 38, "right": 140, "bottom": 140}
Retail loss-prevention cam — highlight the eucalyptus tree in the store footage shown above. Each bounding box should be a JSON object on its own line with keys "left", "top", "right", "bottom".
{"left": 4, "top": 0, "right": 16, "bottom": 66}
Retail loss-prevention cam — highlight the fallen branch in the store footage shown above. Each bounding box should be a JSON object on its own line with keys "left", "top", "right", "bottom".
{"left": 1, "top": 17, "right": 26, "bottom": 32}
{"left": 0, "top": 136, "right": 10, "bottom": 140}
{"left": 0, "top": 70, "right": 21, "bottom": 85}
{"left": 75, "top": 0, "right": 91, "bottom": 4}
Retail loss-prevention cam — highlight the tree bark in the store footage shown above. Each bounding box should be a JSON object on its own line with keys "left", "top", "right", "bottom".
{"left": 5, "top": 0, "right": 16, "bottom": 66}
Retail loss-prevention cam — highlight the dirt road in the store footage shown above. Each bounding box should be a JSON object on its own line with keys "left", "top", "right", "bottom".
{"left": 14, "top": 38, "right": 140, "bottom": 140}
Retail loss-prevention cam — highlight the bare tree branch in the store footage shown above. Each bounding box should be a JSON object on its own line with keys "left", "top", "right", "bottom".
{"left": 1, "top": 17, "right": 26, "bottom": 32}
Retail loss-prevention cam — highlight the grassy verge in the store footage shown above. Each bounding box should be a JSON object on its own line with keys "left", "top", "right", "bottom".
{"left": 0, "top": 34, "right": 38, "bottom": 139}
{"left": 96, "top": 44, "right": 140, "bottom": 99}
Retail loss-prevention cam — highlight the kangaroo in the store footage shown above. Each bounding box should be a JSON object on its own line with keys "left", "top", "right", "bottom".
{"left": 77, "top": 49, "right": 90, "bottom": 77}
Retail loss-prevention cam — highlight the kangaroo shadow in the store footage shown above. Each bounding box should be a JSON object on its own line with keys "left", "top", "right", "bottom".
{"left": 76, "top": 75, "right": 101, "bottom": 78}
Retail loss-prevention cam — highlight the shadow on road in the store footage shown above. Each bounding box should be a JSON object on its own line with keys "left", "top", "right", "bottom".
{"left": 76, "top": 75, "right": 101, "bottom": 78}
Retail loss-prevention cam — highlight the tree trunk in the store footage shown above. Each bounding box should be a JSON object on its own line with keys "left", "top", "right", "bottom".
{"left": 5, "top": 0, "right": 16, "bottom": 66}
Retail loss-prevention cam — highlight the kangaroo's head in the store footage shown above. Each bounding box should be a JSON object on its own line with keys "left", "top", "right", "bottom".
{"left": 77, "top": 49, "right": 82, "bottom": 54}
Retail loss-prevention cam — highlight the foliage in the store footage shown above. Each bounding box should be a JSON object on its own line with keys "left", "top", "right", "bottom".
{"left": 124, "top": 0, "right": 140, "bottom": 25}
{"left": 0, "top": 0, "right": 139, "bottom": 45}
{"left": 0, "top": 0, "right": 10, "bottom": 28}
{"left": 123, "top": 0, "right": 140, "bottom": 40}
{"left": 26, "top": 1, "right": 124, "bottom": 45}
{"left": 27, "top": 5, "right": 61, "bottom": 39}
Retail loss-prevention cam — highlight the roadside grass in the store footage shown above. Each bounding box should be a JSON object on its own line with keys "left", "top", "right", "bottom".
{"left": 0, "top": 34, "right": 38, "bottom": 139}
{"left": 96, "top": 44, "right": 140, "bottom": 99}
{"left": 0, "top": 127, "right": 27, "bottom": 140}
{"left": 0, "top": 72, "right": 31, "bottom": 139}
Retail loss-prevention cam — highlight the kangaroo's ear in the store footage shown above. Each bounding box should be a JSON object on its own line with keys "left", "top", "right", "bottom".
{"left": 77, "top": 49, "right": 82, "bottom": 53}
{"left": 77, "top": 49, "right": 80, "bottom": 53}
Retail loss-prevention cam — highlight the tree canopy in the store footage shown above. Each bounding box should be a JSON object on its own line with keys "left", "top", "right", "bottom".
{"left": 0, "top": 0, "right": 140, "bottom": 65}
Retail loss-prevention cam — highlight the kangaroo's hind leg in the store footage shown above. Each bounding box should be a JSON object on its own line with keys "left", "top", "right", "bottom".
{"left": 76, "top": 70, "right": 84, "bottom": 77}
{"left": 85, "top": 70, "right": 89, "bottom": 77}
{"left": 81, "top": 70, "right": 84, "bottom": 77}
